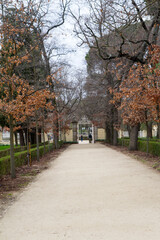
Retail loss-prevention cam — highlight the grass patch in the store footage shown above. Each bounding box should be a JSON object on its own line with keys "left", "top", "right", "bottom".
{"left": 0, "top": 145, "right": 10, "bottom": 150}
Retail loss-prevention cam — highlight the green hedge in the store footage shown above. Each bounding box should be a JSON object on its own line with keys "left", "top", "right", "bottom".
{"left": 0, "top": 145, "right": 10, "bottom": 150}
{"left": 138, "top": 141, "right": 160, "bottom": 156}
{"left": 138, "top": 138, "right": 160, "bottom": 142}
{"left": 0, "top": 143, "right": 58, "bottom": 177}
{"left": 0, "top": 145, "right": 28, "bottom": 158}
{"left": 0, "top": 142, "right": 49, "bottom": 158}
{"left": 58, "top": 140, "right": 64, "bottom": 147}
{"left": 118, "top": 138, "right": 130, "bottom": 147}
{"left": 118, "top": 138, "right": 160, "bottom": 156}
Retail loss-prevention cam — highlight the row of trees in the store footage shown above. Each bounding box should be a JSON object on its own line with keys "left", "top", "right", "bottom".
{"left": 72, "top": 0, "right": 160, "bottom": 150}
{"left": 0, "top": 0, "right": 82, "bottom": 178}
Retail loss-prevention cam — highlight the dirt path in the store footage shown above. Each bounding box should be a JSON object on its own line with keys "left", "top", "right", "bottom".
{"left": 0, "top": 143, "right": 160, "bottom": 239}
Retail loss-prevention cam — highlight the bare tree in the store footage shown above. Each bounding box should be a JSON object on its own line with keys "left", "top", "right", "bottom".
{"left": 72, "top": 0, "right": 160, "bottom": 62}
{"left": 71, "top": 0, "right": 160, "bottom": 149}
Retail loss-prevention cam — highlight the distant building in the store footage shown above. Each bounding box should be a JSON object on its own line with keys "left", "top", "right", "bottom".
{"left": 60, "top": 116, "right": 106, "bottom": 143}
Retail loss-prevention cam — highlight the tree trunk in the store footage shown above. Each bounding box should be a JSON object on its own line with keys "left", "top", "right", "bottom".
{"left": 38, "top": 128, "right": 42, "bottom": 144}
{"left": 127, "top": 125, "right": 131, "bottom": 138}
{"left": 53, "top": 130, "right": 58, "bottom": 149}
{"left": 30, "top": 129, "right": 36, "bottom": 144}
{"left": 19, "top": 129, "right": 25, "bottom": 146}
{"left": 14, "top": 131, "right": 18, "bottom": 146}
{"left": 48, "top": 135, "right": 50, "bottom": 152}
{"left": 157, "top": 123, "right": 160, "bottom": 139}
{"left": 26, "top": 119, "right": 29, "bottom": 165}
{"left": 105, "top": 123, "right": 112, "bottom": 144}
{"left": 129, "top": 125, "right": 139, "bottom": 151}
{"left": 10, "top": 115, "right": 16, "bottom": 178}
{"left": 147, "top": 122, "right": 152, "bottom": 138}
{"left": 36, "top": 114, "right": 40, "bottom": 161}
{"left": 113, "top": 129, "right": 118, "bottom": 146}
{"left": 54, "top": 114, "right": 59, "bottom": 149}
{"left": 113, "top": 108, "right": 118, "bottom": 146}
{"left": 42, "top": 125, "right": 46, "bottom": 154}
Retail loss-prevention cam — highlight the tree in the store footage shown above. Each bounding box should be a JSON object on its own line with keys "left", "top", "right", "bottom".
{"left": 72, "top": 0, "right": 160, "bottom": 149}
{"left": 0, "top": 1, "right": 56, "bottom": 177}
{"left": 73, "top": 0, "right": 160, "bottom": 62}
{"left": 84, "top": 46, "right": 126, "bottom": 144}
{"left": 112, "top": 45, "right": 160, "bottom": 149}
{"left": 54, "top": 67, "right": 83, "bottom": 140}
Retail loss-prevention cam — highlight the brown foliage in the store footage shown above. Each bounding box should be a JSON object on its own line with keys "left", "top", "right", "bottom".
{"left": 113, "top": 45, "right": 160, "bottom": 126}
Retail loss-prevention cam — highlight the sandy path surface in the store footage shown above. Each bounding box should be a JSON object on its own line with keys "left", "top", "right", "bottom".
{"left": 0, "top": 143, "right": 160, "bottom": 240}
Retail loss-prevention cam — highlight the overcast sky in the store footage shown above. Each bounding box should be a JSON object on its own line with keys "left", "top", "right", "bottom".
{"left": 47, "top": 0, "right": 89, "bottom": 78}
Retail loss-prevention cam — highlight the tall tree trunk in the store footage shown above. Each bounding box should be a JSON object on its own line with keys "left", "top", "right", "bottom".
{"left": 48, "top": 135, "right": 51, "bottom": 152}
{"left": 54, "top": 113, "right": 59, "bottom": 149}
{"left": 30, "top": 129, "right": 36, "bottom": 144}
{"left": 19, "top": 129, "right": 25, "bottom": 146}
{"left": 113, "top": 129, "right": 118, "bottom": 146}
{"left": 113, "top": 108, "right": 118, "bottom": 146}
{"left": 36, "top": 113, "right": 40, "bottom": 161}
{"left": 14, "top": 131, "right": 18, "bottom": 146}
{"left": 127, "top": 125, "right": 131, "bottom": 138}
{"left": 38, "top": 128, "right": 42, "bottom": 144}
{"left": 39, "top": 35, "right": 59, "bottom": 149}
{"left": 147, "top": 122, "right": 152, "bottom": 138}
{"left": 105, "top": 120, "right": 113, "bottom": 144}
{"left": 26, "top": 119, "right": 29, "bottom": 165}
{"left": 53, "top": 130, "right": 58, "bottom": 149}
{"left": 10, "top": 115, "right": 16, "bottom": 178}
{"left": 105, "top": 123, "right": 112, "bottom": 144}
{"left": 42, "top": 121, "right": 46, "bottom": 154}
{"left": 157, "top": 123, "right": 160, "bottom": 139}
{"left": 129, "top": 125, "right": 139, "bottom": 151}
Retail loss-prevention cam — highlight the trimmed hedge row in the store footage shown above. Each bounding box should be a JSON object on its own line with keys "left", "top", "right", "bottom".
{"left": 138, "top": 138, "right": 160, "bottom": 142}
{"left": 0, "top": 145, "right": 10, "bottom": 150}
{"left": 0, "top": 142, "right": 49, "bottom": 158}
{"left": 118, "top": 138, "right": 130, "bottom": 147}
{"left": 118, "top": 138, "right": 160, "bottom": 156}
{"left": 0, "top": 146, "right": 24, "bottom": 158}
{"left": 0, "top": 142, "right": 61, "bottom": 177}
{"left": 121, "top": 137, "right": 160, "bottom": 142}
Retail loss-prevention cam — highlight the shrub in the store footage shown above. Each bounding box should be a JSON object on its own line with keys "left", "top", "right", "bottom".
{"left": 138, "top": 140, "right": 147, "bottom": 152}
{"left": 0, "top": 145, "right": 10, "bottom": 150}
{"left": 0, "top": 149, "right": 11, "bottom": 158}
{"left": 0, "top": 142, "right": 62, "bottom": 177}
{"left": 118, "top": 138, "right": 130, "bottom": 147}
{"left": 148, "top": 141, "right": 160, "bottom": 156}
{"left": 118, "top": 138, "right": 160, "bottom": 156}
{"left": 0, "top": 146, "right": 29, "bottom": 158}
{"left": 0, "top": 156, "right": 10, "bottom": 176}
{"left": 0, "top": 141, "right": 49, "bottom": 158}
{"left": 58, "top": 140, "right": 64, "bottom": 147}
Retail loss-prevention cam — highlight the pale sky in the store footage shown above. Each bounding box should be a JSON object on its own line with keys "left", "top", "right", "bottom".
{"left": 47, "top": 0, "right": 89, "bottom": 77}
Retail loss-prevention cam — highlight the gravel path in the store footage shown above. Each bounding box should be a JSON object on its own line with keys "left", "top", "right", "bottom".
{"left": 0, "top": 143, "right": 160, "bottom": 240}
